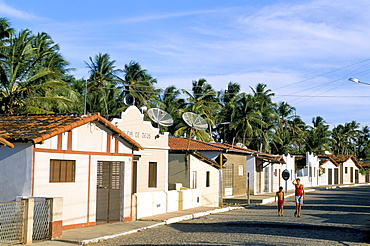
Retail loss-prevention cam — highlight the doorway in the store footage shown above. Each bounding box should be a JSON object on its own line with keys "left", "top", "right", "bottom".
{"left": 328, "top": 169, "right": 332, "bottom": 185}
{"left": 334, "top": 168, "right": 339, "bottom": 184}
{"left": 96, "top": 161, "right": 124, "bottom": 223}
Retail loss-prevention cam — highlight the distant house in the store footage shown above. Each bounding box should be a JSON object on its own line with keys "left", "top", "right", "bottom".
{"left": 318, "top": 156, "right": 340, "bottom": 185}
{"left": 168, "top": 137, "right": 222, "bottom": 207}
{"left": 0, "top": 114, "right": 142, "bottom": 230}
{"left": 318, "top": 154, "right": 365, "bottom": 184}
{"left": 358, "top": 161, "right": 370, "bottom": 182}
{"left": 169, "top": 137, "right": 286, "bottom": 199}
{"left": 244, "top": 147, "right": 286, "bottom": 195}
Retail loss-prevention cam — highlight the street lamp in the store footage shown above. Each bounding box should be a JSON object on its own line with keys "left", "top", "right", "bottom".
{"left": 348, "top": 77, "right": 370, "bottom": 85}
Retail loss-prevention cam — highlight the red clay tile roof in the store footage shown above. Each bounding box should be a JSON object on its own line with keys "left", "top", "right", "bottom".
{"left": 318, "top": 154, "right": 362, "bottom": 168}
{"left": 210, "top": 142, "right": 285, "bottom": 163}
{"left": 169, "top": 137, "right": 285, "bottom": 164}
{"left": 0, "top": 114, "right": 143, "bottom": 150}
{"left": 169, "top": 137, "right": 225, "bottom": 151}
{"left": 0, "top": 137, "right": 14, "bottom": 148}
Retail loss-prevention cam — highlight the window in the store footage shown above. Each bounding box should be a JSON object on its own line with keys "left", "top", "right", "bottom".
{"left": 148, "top": 162, "right": 157, "bottom": 188}
{"left": 50, "top": 160, "right": 75, "bottom": 182}
{"left": 238, "top": 165, "right": 244, "bottom": 176}
{"left": 206, "top": 171, "right": 210, "bottom": 187}
{"left": 191, "top": 171, "right": 197, "bottom": 189}
{"left": 345, "top": 167, "right": 348, "bottom": 174}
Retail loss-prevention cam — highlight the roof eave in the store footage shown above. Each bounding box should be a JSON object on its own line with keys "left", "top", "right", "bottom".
{"left": 31, "top": 114, "right": 143, "bottom": 151}
{"left": 0, "top": 137, "right": 14, "bottom": 148}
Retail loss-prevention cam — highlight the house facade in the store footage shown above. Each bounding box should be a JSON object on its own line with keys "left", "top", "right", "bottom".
{"left": 0, "top": 114, "right": 142, "bottom": 230}
{"left": 169, "top": 138, "right": 286, "bottom": 198}
{"left": 319, "top": 157, "right": 339, "bottom": 185}
{"left": 111, "top": 106, "right": 170, "bottom": 219}
{"left": 168, "top": 151, "right": 220, "bottom": 207}
{"left": 294, "top": 153, "right": 320, "bottom": 187}
{"left": 319, "top": 154, "right": 365, "bottom": 184}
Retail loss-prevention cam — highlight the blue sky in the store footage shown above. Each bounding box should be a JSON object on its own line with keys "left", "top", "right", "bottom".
{"left": 2, "top": 0, "right": 370, "bottom": 127}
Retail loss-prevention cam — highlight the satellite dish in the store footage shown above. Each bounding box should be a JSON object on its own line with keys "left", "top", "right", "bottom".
{"left": 123, "top": 94, "right": 135, "bottom": 105}
{"left": 236, "top": 143, "right": 246, "bottom": 148}
{"left": 182, "top": 112, "right": 208, "bottom": 130}
{"left": 147, "top": 108, "right": 173, "bottom": 127}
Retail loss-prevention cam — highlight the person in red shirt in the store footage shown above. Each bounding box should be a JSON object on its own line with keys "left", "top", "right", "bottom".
{"left": 292, "top": 178, "right": 305, "bottom": 217}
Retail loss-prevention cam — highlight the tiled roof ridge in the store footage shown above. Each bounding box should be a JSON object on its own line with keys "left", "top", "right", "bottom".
{"left": 317, "top": 154, "right": 362, "bottom": 168}
{"left": 1, "top": 113, "right": 143, "bottom": 151}
{"left": 0, "top": 137, "right": 14, "bottom": 148}
{"left": 168, "top": 137, "right": 225, "bottom": 151}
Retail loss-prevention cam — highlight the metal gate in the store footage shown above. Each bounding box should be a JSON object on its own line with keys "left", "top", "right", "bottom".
{"left": 33, "top": 199, "right": 51, "bottom": 241}
{"left": 96, "top": 161, "right": 124, "bottom": 223}
{"left": 224, "top": 163, "right": 234, "bottom": 197}
{"left": 0, "top": 200, "right": 25, "bottom": 245}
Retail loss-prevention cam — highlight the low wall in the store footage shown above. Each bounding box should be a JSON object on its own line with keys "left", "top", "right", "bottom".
{"left": 134, "top": 189, "right": 201, "bottom": 219}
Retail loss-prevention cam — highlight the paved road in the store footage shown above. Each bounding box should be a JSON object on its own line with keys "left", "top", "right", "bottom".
{"left": 93, "top": 186, "right": 370, "bottom": 245}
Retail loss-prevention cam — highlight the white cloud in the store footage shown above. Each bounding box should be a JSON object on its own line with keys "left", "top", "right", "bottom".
{"left": 0, "top": 1, "right": 42, "bottom": 20}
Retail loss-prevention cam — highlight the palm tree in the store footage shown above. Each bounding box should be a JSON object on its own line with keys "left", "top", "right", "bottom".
{"left": 0, "top": 29, "right": 77, "bottom": 114}
{"left": 158, "top": 85, "right": 186, "bottom": 134}
{"left": 304, "top": 116, "right": 332, "bottom": 154}
{"left": 177, "top": 79, "right": 221, "bottom": 141}
{"left": 354, "top": 126, "right": 370, "bottom": 160}
{"left": 231, "top": 92, "right": 266, "bottom": 147}
{"left": 290, "top": 116, "right": 307, "bottom": 153}
{"left": 217, "top": 82, "right": 241, "bottom": 143}
{"left": 0, "top": 18, "right": 14, "bottom": 58}
{"left": 121, "top": 61, "right": 159, "bottom": 108}
{"left": 249, "top": 83, "right": 279, "bottom": 152}
{"left": 273, "top": 102, "right": 297, "bottom": 154}
{"left": 85, "top": 53, "right": 121, "bottom": 117}
{"left": 331, "top": 121, "right": 360, "bottom": 155}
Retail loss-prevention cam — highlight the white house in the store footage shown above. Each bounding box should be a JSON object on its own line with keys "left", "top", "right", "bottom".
{"left": 318, "top": 156, "right": 339, "bottom": 185}
{"left": 111, "top": 106, "right": 170, "bottom": 219}
{"left": 168, "top": 150, "right": 220, "bottom": 208}
{"left": 318, "top": 154, "right": 365, "bottom": 184}
{"left": 294, "top": 152, "right": 320, "bottom": 188}
{"left": 0, "top": 114, "right": 142, "bottom": 231}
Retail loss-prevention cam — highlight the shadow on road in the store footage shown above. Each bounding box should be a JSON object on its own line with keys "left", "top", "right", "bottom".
{"left": 168, "top": 220, "right": 369, "bottom": 244}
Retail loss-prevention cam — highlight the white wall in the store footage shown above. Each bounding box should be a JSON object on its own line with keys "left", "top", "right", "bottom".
{"left": 283, "top": 154, "right": 296, "bottom": 191}
{"left": 189, "top": 155, "right": 219, "bottom": 207}
{"left": 33, "top": 152, "right": 133, "bottom": 226}
{"left": 246, "top": 156, "right": 256, "bottom": 194}
{"left": 111, "top": 106, "right": 169, "bottom": 193}
{"left": 320, "top": 161, "right": 337, "bottom": 185}
{"left": 33, "top": 123, "right": 134, "bottom": 226}
{"left": 0, "top": 143, "right": 33, "bottom": 202}
{"left": 306, "top": 152, "right": 320, "bottom": 187}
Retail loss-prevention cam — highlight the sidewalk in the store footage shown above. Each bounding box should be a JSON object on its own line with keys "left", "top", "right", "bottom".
{"left": 32, "top": 183, "right": 370, "bottom": 245}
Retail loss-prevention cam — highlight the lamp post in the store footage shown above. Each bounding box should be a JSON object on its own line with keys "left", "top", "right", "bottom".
{"left": 349, "top": 77, "right": 370, "bottom": 85}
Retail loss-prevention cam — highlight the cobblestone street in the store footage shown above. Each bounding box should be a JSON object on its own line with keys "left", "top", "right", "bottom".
{"left": 92, "top": 186, "right": 370, "bottom": 245}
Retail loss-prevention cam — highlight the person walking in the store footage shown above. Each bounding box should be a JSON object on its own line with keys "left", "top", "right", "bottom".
{"left": 292, "top": 178, "right": 305, "bottom": 217}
